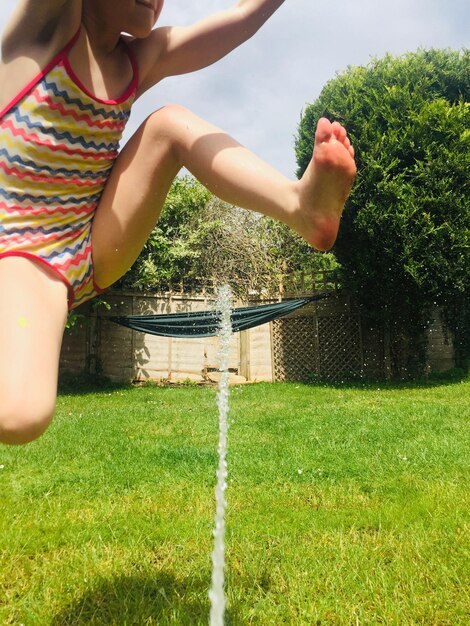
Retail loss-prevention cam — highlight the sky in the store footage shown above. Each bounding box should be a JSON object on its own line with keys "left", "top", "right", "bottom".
{"left": 0, "top": 0, "right": 468, "bottom": 178}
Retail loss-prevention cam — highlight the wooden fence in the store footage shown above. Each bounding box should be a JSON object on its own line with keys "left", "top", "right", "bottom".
{"left": 60, "top": 291, "right": 273, "bottom": 384}
{"left": 60, "top": 287, "right": 455, "bottom": 383}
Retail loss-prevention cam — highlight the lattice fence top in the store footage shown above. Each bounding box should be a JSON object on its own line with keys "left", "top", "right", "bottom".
{"left": 272, "top": 304, "right": 363, "bottom": 382}
{"left": 317, "top": 314, "right": 363, "bottom": 381}
{"left": 272, "top": 317, "right": 319, "bottom": 382}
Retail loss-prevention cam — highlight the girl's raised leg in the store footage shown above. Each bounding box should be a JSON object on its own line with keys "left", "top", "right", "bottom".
{"left": 92, "top": 105, "right": 356, "bottom": 289}
{"left": 0, "top": 257, "right": 68, "bottom": 445}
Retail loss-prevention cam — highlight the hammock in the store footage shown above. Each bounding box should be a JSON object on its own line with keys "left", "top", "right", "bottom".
{"left": 108, "top": 294, "right": 328, "bottom": 338}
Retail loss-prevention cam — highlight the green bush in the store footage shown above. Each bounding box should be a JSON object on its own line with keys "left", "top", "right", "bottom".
{"left": 296, "top": 49, "right": 469, "bottom": 376}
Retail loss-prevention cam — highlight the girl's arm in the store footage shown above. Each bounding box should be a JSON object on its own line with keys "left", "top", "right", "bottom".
{"left": 133, "top": 0, "right": 286, "bottom": 96}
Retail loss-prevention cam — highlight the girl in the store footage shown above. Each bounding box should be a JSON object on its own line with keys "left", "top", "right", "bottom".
{"left": 0, "top": 0, "right": 356, "bottom": 444}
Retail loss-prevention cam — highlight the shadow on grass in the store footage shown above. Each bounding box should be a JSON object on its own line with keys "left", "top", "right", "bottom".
{"left": 57, "top": 372, "right": 206, "bottom": 397}
{"left": 302, "top": 367, "right": 468, "bottom": 391}
{"left": 58, "top": 368, "right": 468, "bottom": 398}
{"left": 58, "top": 372, "right": 134, "bottom": 396}
{"left": 51, "top": 571, "right": 245, "bottom": 626}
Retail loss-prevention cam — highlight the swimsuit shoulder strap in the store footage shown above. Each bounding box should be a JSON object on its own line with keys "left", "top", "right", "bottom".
{"left": 0, "top": 26, "right": 82, "bottom": 119}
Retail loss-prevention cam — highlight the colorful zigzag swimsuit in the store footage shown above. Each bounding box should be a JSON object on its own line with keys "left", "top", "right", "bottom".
{"left": 0, "top": 28, "right": 138, "bottom": 309}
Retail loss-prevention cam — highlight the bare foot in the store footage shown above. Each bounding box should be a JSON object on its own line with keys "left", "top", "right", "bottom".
{"left": 293, "top": 117, "right": 356, "bottom": 251}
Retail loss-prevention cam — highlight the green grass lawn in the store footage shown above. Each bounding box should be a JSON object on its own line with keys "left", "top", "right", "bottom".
{"left": 1, "top": 377, "right": 469, "bottom": 625}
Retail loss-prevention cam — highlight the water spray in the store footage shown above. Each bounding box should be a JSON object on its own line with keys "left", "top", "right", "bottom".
{"left": 209, "top": 285, "right": 233, "bottom": 626}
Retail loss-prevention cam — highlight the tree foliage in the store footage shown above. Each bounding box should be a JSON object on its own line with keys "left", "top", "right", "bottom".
{"left": 119, "top": 176, "right": 211, "bottom": 289}
{"left": 296, "top": 48, "right": 469, "bottom": 375}
{"left": 190, "top": 197, "right": 279, "bottom": 298}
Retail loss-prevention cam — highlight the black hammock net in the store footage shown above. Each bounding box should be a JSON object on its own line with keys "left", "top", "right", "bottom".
{"left": 108, "top": 294, "right": 328, "bottom": 338}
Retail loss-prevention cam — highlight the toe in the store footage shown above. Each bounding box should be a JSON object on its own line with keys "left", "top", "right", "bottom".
{"left": 315, "top": 117, "right": 333, "bottom": 143}
{"left": 332, "top": 121, "right": 347, "bottom": 142}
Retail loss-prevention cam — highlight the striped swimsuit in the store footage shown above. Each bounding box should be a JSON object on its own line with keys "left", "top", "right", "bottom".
{"left": 0, "top": 28, "right": 138, "bottom": 309}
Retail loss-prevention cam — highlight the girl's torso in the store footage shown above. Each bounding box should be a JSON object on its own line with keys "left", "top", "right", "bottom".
{"left": 0, "top": 26, "right": 138, "bottom": 309}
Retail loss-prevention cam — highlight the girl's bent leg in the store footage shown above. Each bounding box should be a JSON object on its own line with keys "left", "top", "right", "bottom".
{"left": 92, "top": 105, "right": 356, "bottom": 288}
{"left": 0, "top": 257, "right": 68, "bottom": 445}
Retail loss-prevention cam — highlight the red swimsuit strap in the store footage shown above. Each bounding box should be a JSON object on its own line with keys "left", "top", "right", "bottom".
{"left": 0, "top": 27, "right": 82, "bottom": 120}
{"left": 62, "top": 32, "right": 139, "bottom": 105}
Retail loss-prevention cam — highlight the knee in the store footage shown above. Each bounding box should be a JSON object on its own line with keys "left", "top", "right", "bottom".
{"left": 0, "top": 399, "right": 54, "bottom": 445}
{"left": 149, "top": 103, "right": 191, "bottom": 127}
{"left": 146, "top": 104, "right": 193, "bottom": 145}
{"left": 142, "top": 104, "right": 201, "bottom": 167}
